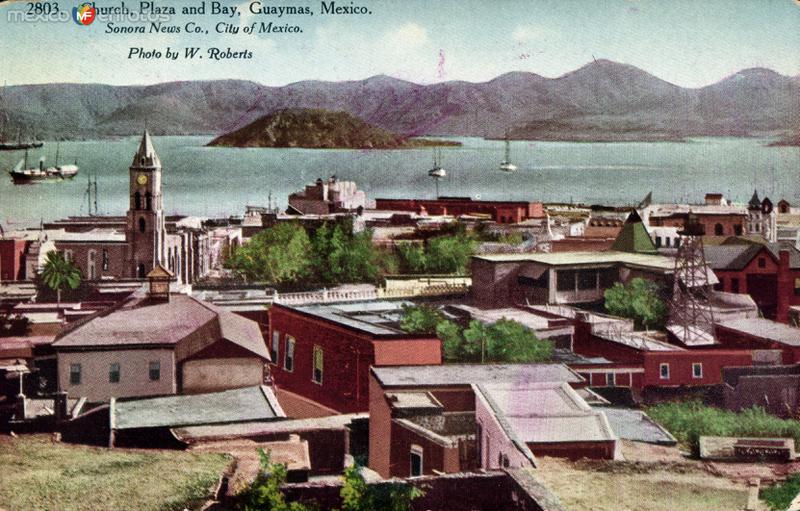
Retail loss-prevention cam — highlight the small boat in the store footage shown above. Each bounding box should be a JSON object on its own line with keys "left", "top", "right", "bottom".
{"left": 427, "top": 148, "right": 446, "bottom": 198}
{"left": 499, "top": 135, "right": 518, "bottom": 172}
{"left": 8, "top": 145, "right": 78, "bottom": 184}
{"left": 428, "top": 148, "right": 446, "bottom": 178}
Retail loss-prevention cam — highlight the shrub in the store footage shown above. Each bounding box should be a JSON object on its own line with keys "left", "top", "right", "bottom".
{"left": 647, "top": 402, "right": 800, "bottom": 457}
{"left": 761, "top": 473, "right": 800, "bottom": 511}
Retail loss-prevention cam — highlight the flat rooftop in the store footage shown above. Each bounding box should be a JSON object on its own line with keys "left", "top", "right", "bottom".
{"left": 717, "top": 318, "right": 800, "bottom": 346}
{"left": 284, "top": 300, "right": 418, "bottom": 337}
{"left": 372, "top": 363, "right": 583, "bottom": 388}
{"left": 113, "top": 385, "right": 284, "bottom": 430}
{"left": 472, "top": 250, "right": 674, "bottom": 271}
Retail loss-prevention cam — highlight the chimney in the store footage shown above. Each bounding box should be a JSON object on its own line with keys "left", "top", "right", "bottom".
{"left": 146, "top": 264, "right": 175, "bottom": 302}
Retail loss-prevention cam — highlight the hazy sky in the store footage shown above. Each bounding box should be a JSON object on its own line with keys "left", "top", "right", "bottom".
{"left": 1, "top": 0, "right": 798, "bottom": 87}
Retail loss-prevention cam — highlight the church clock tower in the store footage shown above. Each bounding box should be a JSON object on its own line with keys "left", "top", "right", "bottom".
{"left": 125, "top": 130, "right": 166, "bottom": 279}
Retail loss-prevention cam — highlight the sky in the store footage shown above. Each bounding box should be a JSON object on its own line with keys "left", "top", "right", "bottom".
{"left": 1, "top": 0, "right": 799, "bottom": 87}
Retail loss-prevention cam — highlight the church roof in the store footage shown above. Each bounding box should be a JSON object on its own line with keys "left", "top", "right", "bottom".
{"left": 748, "top": 190, "right": 761, "bottom": 209}
{"left": 611, "top": 210, "right": 658, "bottom": 254}
{"left": 132, "top": 130, "right": 161, "bottom": 168}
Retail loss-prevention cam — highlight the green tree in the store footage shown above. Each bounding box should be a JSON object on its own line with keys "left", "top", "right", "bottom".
{"left": 462, "top": 319, "right": 554, "bottom": 363}
{"left": 396, "top": 243, "right": 427, "bottom": 273}
{"left": 425, "top": 234, "right": 476, "bottom": 274}
{"left": 238, "top": 449, "right": 313, "bottom": 511}
{"left": 436, "top": 320, "right": 465, "bottom": 362}
{"left": 399, "top": 304, "right": 444, "bottom": 335}
{"left": 341, "top": 464, "right": 422, "bottom": 511}
{"left": 604, "top": 277, "right": 667, "bottom": 330}
{"left": 310, "top": 220, "right": 380, "bottom": 285}
{"left": 226, "top": 223, "right": 313, "bottom": 284}
{"left": 41, "top": 251, "right": 81, "bottom": 305}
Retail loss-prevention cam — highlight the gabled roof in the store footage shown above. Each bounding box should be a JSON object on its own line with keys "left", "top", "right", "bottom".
{"left": 146, "top": 264, "right": 174, "bottom": 278}
{"left": 53, "top": 294, "right": 269, "bottom": 360}
{"left": 611, "top": 211, "right": 657, "bottom": 254}
{"left": 705, "top": 242, "right": 800, "bottom": 270}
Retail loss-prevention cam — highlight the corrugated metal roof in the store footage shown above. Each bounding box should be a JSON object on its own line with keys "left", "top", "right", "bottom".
{"left": 114, "top": 385, "right": 283, "bottom": 430}
{"left": 717, "top": 318, "right": 800, "bottom": 346}
{"left": 372, "top": 364, "right": 582, "bottom": 387}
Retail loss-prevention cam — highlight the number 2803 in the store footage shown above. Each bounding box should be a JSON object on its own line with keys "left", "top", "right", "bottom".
{"left": 27, "top": 2, "right": 60, "bottom": 15}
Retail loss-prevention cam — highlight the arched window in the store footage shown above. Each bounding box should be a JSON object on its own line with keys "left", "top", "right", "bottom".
{"left": 134, "top": 191, "right": 141, "bottom": 210}
{"left": 714, "top": 223, "right": 724, "bottom": 236}
{"left": 145, "top": 192, "right": 152, "bottom": 211}
{"left": 139, "top": 217, "right": 146, "bottom": 233}
{"left": 734, "top": 225, "right": 743, "bottom": 236}
{"left": 87, "top": 250, "right": 96, "bottom": 280}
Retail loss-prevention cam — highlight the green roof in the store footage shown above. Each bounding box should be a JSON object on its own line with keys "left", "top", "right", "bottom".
{"left": 610, "top": 211, "right": 658, "bottom": 254}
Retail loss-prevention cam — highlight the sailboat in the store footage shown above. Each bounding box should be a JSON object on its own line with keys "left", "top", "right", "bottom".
{"left": 0, "top": 127, "right": 44, "bottom": 151}
{"left": 8, "top": 143, "right": 78, "bottom": 183}
{"left": 427, "top": 148, "right": 446, "bottom": 198}
{"left": 499, "top": 135, "right": 518, "bottom": 172}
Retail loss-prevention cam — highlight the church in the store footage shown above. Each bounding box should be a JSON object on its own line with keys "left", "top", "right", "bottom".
{"left": 0, "top": 131, "right": 241, "bottom": 285}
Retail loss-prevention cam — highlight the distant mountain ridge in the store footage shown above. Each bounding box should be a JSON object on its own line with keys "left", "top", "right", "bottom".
{"left": 1, "top": 60, "right": 798, "bottom": 141}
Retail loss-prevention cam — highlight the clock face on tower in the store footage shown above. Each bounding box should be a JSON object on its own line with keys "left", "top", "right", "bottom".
{"left": 137, "top": 174, "right": 148, "bottom": 185}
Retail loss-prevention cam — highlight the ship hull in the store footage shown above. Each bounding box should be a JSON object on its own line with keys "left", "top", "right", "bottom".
{"left": 0, "top": 142, "right": 45, "bottom": 151}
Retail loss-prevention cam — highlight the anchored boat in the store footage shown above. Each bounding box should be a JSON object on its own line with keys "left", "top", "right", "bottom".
{"left": 8, "top": 145, "right": 78, "bottom": 184}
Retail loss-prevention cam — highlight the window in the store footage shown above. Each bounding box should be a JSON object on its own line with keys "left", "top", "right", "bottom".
{"left": 312, "top": 345, "right": 324, "bottom": 384}
{"left": 145, "top": 192, "right": 153, "bottom": 211}
{"left": 577, "top": 270, "right": 597, "bottom": 290}
{"left": 109, "top": 363, "right": 120, "bottom": 383}
{"left": 655, "top": 236, "right": 662, "bottom": 248}
{"left": 714, "top": 223, "right": 724, "bottom": 236}
{"left": 556, "top": 270, "right": 576, "bottom": 292}
{"left": 410, "top": 445, "right": 423, "bottom": 477}
{"left": 149, "top": 361, "right": 160, "bottom": 381}
{"left": 758, "top": 257, "right": 766, "bottom": 268}
{"left": 102, "top": 249, "right": 109, "bottom": 271}
{"left": 714, "top": 277, "right": 724, "bottom": 291}
{"left": 64, "top": 250, "right": 73, "bottom": 262}
{"left": 137, "top": 264, "right": 146, "bottom": 279}
{"left": 139, "top": 217, "right": 146, "bottom": 233}
{"left": 69, "top": 364, "right": 81, "bottom": 385}
{"left": 664, "top": 237, "right": 671, "bottom": 248}
{"left": 284, "top": 336, "right": 295, "bottom": 372}
{"left": 674, "top": 238, "right": 681, "bottom": 248}
{"left": 795, "top": 278, "right": 800, "bottom": 297}
{"left": 87, "top": 250, "right": 96, "bottom": 280}
{"left": 606, "top": 373, "right": 616, "bottom": 387}
{"left": 731, "top": 278, "right": 740, "bottom": 293}
{"left": 692, "top": 363, "right": 703, "bottom": 379}
{"left": 134, "top": 191, "right": 141, "bottom": 210}
{"left": 270, "top": 331, "right": 280, "bottom": 364}
{"left": 734, "top": 225, "right": 743, "bottom": 236}
{"left": 659, "top": 363, "right": 670, "bottom": 380}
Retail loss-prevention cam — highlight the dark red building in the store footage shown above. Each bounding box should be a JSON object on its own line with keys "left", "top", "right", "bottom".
{"left": 374, "top": 197, "right": 544, "bottom": 224}
{"left": 715, "top": 318, "right": 800, "bottom": 364}
{"left": 561, "top": 310, "right": 755, "bottom": 391}
{"left": 268, "top": 301, "right": 442, "bottom": 416}
{"left": 0, "top": 238, "right": 29, "bottom": 282}
{"left": 705, "top": 243, "right": 800, "bottom": 322}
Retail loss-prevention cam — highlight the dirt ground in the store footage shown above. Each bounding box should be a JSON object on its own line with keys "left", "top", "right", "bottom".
{"left": 530, "top": 441, "right": 783, "bottom": 511}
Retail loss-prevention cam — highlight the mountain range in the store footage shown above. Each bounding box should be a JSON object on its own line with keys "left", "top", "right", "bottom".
{"left": 1, "top": 60, "right": 798, "bottom": 142}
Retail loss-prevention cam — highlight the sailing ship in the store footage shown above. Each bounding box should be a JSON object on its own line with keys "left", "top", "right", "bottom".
{"left": 499, "top": 135, "right": 518, "bottom": 172}
{"left": 8, "top": 144, "right": 78, "bottom": 183}
{"left": 0, "top": 127, "right": 44, "bottom": 151}
{"left": 428, "top": 148, "right": 446, "bottom": 198}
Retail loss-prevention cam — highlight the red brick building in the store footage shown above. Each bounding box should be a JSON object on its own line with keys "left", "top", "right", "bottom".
{"left": 705, "top": 243, "right": 800, "bottom": 322}
{"left": 268, "top": 301, "right": 442, "bottom": 416}
{"left": 0, "top": 238, "right": 28, "bottom": 281}
{"left": 374, "top": 197, "right": 544, "bottom": 224}
{"left": 715, "top": 318, "right": 800, "bottom": 364}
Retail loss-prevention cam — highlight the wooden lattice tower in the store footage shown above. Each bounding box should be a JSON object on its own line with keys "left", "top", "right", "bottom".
{"left": 668, "top": 212, "right": 717, "bottom": 345}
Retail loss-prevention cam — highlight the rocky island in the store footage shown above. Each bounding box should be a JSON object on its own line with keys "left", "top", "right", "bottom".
{"left": 207, "top": 108, "right": 461, "bottom": 149}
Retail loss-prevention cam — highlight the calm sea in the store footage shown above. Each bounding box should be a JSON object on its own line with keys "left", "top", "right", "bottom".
{"left": 0, "top": 136, "right": 797, "bottom": 230}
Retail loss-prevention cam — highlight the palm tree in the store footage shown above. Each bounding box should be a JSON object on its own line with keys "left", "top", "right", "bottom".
{"left": 41, "top": 251, "right": 81, "bottom": 305}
